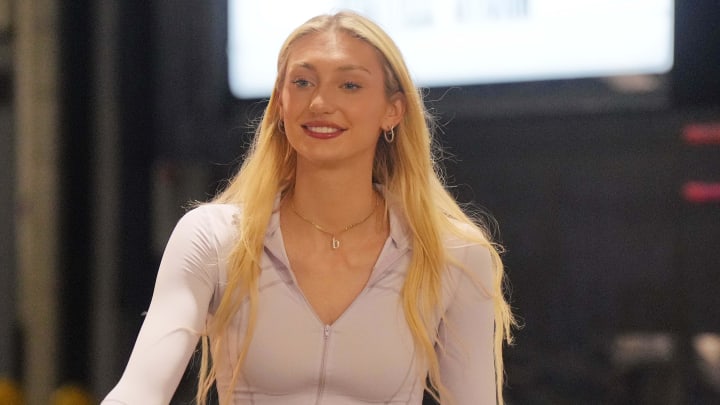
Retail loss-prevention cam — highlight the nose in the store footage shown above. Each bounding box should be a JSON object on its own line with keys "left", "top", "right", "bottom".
{"left": 308, "top": 87, "right": 334, "bottom": 114}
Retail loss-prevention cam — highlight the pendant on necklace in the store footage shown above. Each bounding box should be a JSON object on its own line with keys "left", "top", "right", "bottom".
{"left": 331, "top": 236, "right": 340, "bottom": 249}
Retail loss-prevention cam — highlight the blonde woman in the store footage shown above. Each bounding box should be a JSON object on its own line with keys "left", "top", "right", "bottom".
{"left": 103, "top": 11, "right": 514, "bottom": 405}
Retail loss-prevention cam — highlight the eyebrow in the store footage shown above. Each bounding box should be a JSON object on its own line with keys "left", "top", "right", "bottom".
{"left": 291, "top": 62, "right": 372, "bottom": 75}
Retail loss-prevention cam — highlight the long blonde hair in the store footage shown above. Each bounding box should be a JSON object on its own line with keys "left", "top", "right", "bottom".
{"left": 198, "top": 11, "right": 515, "bottom": 404}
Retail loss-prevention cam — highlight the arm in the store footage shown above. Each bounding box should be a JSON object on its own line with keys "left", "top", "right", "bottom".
{"left": 437, "top": 243, "right": 497, "bottom": 405}
{"left": 102, "top": 206, "right": 221, "bottom": 404}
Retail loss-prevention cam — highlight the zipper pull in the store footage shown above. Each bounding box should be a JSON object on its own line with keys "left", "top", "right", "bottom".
{"left": 324, "top": 325, "right": 330, "bottom": 338}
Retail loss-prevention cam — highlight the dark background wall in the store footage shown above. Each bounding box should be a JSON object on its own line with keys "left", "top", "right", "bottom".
{"left": 48, "top": 0, "right": 720, "bottom": 403}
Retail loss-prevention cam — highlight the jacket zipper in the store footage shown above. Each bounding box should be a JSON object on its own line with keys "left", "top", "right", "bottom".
{"left": 314, "top": 324, "right": 331, "bottom": 405}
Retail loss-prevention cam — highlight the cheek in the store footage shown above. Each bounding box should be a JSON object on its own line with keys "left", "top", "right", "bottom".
{"left": 350, "top": 102, "right": 388, "bottom": 128}
{"left": 279, "top": 87, "right": 290, "bottom": 114}
{"left": 280, "top": 85, "right": 298, "bottom": 109}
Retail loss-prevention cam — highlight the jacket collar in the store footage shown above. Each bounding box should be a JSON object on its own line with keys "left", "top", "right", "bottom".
{"left": 263, "top": 186, "right": 411, "bottom": 268}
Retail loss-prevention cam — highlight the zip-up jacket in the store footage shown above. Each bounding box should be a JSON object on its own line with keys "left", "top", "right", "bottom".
{"left": 103, "top": 200, "right": 496, "bottom": 404}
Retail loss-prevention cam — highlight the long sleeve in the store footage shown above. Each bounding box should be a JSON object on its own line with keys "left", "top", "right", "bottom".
{"left": 437, "top": 243, "right": 497, "bottom": 405}
{"left": 102, "top": 206, "right": 226, "bottom": 404}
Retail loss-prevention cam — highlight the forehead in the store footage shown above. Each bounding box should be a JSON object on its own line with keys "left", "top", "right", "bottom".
{"left": 286, "top": 30, "right": 383, "bottom": 73}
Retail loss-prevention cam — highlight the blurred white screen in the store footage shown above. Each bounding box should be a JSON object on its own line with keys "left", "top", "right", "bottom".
{"left": 228, "top": 0, "right": 674, "bottom": 99}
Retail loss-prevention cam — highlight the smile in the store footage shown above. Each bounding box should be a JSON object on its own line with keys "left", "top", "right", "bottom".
{"left": 302, "top": 124, "right": 346, "bottom": 139}
{"left": 305, "top": 126, "right": 341, "bottom": 133}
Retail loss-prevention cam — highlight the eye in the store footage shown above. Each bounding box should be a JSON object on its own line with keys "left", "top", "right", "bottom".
{"left": 341, "top": 81, "right": 361, "bottom": 90}
{"left": 291, "top": 78, "right": 311, "bottom": 88}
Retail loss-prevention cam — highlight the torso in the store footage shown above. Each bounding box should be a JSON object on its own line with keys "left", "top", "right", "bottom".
{"left": 281, "top": 207, "right": 389, "bottom": 325}
{"left": 211, "top": 203, "right": 427, "bottom": 404}
{"left": 103, "top": 202, "right": 497, "bottom": 405}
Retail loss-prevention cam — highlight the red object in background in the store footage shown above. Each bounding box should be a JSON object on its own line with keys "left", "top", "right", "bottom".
{"left": 682, "top": 123, "right": 720, "bottom": 145}
{"left": 682, "top": 182, "right": 720, "bottom": 203}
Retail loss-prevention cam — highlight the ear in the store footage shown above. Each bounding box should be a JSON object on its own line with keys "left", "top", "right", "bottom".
{"left": 383, "top": 91, "right": 406, "bottom": 129}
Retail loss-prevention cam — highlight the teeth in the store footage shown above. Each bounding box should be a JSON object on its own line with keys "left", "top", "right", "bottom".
{"left": 306, "top": 126, "right": 339, "bottom": 133}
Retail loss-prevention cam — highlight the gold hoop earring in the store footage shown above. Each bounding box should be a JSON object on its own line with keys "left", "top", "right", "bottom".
{"left": 384, "top": 127, "right": 395, "bottom": 143}
{"left": 278, "top": 120, "right": 285, "bottom": 134}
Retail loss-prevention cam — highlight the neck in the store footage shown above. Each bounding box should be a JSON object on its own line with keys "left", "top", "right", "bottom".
{"left": 289, "top": 166, "right": 378, "bottom": 231}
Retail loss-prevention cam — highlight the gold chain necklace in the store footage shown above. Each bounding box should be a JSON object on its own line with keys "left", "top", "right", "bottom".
{"left": 290, "top": 196, "right": 379, "bottom": 249}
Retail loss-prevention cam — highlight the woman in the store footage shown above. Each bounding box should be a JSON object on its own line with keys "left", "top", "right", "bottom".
{"left": 103, "top": 11, "right": 514, "bottom": 405}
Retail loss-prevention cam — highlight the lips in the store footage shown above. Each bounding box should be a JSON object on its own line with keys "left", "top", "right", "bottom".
{"left": 302, "top": 122, "right": 346, "bottom": 139}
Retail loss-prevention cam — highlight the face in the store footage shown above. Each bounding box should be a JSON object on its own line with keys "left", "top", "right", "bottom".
{"left": 278, "top": 30, "right": 404, "bottom": 170}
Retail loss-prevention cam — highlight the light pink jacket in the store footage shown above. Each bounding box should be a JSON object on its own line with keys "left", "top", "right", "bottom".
{"left": 103, "top": 202, "right": 496, "bottom": 404}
